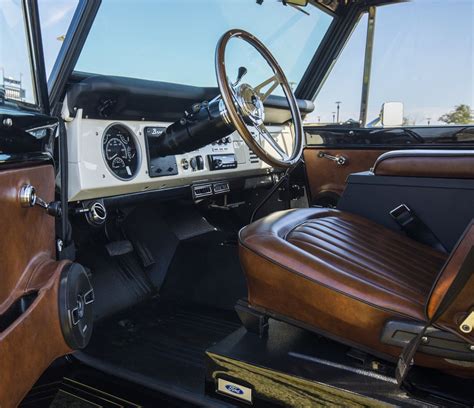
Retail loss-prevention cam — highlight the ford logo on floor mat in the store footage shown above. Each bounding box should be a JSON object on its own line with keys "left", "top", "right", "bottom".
{"left": 225, "top": 384, "right": 244, "bottom": 395}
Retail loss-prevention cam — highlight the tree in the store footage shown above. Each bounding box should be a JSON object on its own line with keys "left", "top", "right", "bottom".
{"left": 439, "top": 104, "right": 473, "bottom": 124}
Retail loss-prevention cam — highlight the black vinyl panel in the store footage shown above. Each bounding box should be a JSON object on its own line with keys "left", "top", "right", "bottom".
{"left": 305, "top": 125, "right": 474, "bottom": 147}
{"left": 0, "top": 106, "right": 56, "bottom": 167}
{"left": 338, "top": 172, "right": 474, "bottom": 252}
{"left": 66, "top": 73, "right": 314, "bottom": 122}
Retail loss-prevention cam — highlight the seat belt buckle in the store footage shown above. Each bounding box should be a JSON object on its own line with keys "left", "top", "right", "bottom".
{"left": 390, "top": 204, "right": 414, "bottom": 227}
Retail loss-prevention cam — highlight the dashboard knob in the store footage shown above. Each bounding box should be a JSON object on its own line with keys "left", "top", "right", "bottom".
{"left": 196, "top": 155, "right": 204, "bottom": 170}
{"left": 190, "top": 157, "right": 197, "bottom": 170}
{"left": 181, "top": 158, "right": 189, "bottom": 170}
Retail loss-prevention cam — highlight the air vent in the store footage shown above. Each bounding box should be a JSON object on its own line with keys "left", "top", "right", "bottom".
{"left": 192, "top": 184, "right": 213, "bottom": 199}
{"left": 249, "top": 149, "right": 260, "bottom": 164}
{"left": 85, "top": 201, "right": 107, "bottom": 226}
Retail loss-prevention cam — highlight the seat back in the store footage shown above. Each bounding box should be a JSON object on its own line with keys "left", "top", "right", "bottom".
{"left": 426, "top": 221, "right": 474, "bottom": 344}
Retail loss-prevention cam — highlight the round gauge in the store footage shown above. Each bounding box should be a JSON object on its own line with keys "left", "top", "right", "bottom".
{"left": 102, "top": 124, "right": 140, "bottom": 180}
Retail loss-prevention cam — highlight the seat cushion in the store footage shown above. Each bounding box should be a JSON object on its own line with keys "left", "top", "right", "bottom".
{"left": 239, "top": 208, "right": 448, "bottom": 361}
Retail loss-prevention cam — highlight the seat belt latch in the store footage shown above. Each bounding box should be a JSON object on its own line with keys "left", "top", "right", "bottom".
{"left": 389, "top": 204, "right": 447, "bottom": 252}
{"left": 460, "top": 311, "right": 474, "bottom": 333}
{"left": 390, "top": 204, "right": 414, "bottom": 227}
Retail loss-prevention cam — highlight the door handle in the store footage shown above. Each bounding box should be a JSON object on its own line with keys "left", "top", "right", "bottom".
{"left": 19, "top": 184, "right": 61, "bottom": 217}
{"left": 317, "top": 151, "right": 348, "bottom": 166}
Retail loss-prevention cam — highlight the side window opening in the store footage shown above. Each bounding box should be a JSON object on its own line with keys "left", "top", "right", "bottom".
{"left": 307, "top": 0, "right": 474, "bottom": 128}
{"left": 367, "top": 1, "right": 473, "bottom": 127}
{"left": 0, "top": 1, "right": 36, "bottom": 105}
{"left": 305, "top": 13, "right": 368, "bottom": 125}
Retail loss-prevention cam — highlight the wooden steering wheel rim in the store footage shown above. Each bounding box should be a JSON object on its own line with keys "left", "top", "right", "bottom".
{"left": 215, "top": 29, "right": 304, "bottom": 169}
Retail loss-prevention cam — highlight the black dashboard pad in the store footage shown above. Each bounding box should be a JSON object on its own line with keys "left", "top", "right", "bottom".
{"left": 66, "top": 73, "right": 315, "bottom": 123}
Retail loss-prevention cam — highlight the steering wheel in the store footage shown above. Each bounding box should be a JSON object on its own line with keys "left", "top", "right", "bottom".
{"left": 215, "top": 29, "right": 304, "bottom": 169}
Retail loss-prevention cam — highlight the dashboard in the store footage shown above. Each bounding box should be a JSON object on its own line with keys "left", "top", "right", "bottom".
{"left": 65, "top": 107, "right": 292, "bottom": 202}
{"left": 63, "top": 74, "right": 313, "bottom": 203}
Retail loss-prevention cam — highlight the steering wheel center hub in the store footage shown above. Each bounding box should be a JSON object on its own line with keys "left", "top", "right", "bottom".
{"left": 235, "top": 83, "right": 265, "bottom": 126}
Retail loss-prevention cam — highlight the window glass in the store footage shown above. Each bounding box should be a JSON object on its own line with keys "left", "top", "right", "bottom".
{"left": 306, "top": 13, "right": 368, "bottom": 125}
{"left": 38, "top": 0, "right": 78, "bottom": 78}
{"left": 368, "top": 0, "right": 473, "bottom": 126}
{"left": 0, "top": 0, "right": 36, "bottom": 104}
{"left": 75, "top": 0, "right": 333, "bottom": 92}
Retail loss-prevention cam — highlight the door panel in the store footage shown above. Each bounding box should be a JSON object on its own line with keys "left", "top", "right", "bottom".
{"left": 0, "top": 165, "right": 55, "bottom": 310}
{"left": 303, "top": 125, "right": 474, "bottom": 206}
{"left": 0, "top": 165, "right": 72, "bottom": 407}
{"left": 303, "top": 147, "right": 387, "bottom": 205}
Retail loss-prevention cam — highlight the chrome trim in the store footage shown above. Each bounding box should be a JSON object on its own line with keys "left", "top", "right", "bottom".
{"left": 218, "top": 99, "right": 232, "bottom": 127}
{"left": 101, "top": 122, "right": 142, "bottom": 182}
{"left": 87, "top": 201, "right": 107, "bottom": 225}
{"left": 234, "top": 83, "right": 265, "bottom": 126}
{"left": 19, "top": 184, "right": 37, "bottom": 207}
{"left": 19, "top": 184, "right": 48, "bottom": 209}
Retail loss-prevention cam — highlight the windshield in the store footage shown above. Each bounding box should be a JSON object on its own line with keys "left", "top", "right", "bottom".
{"left": 75, "top": 0, "right": 333, "bottom": 91}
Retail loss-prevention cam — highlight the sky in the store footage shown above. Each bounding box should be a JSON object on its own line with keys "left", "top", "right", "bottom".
{"left": 1, "top": 0, "right": 473, "bottom": 125}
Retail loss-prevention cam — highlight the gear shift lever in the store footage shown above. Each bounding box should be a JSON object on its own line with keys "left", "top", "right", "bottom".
{"left": 232, "top": 66, "right": 248, "bottom": 87}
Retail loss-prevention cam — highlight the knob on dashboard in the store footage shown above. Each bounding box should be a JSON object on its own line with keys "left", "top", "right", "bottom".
{"left": 181, "top": 158, "right": 189, "bottom": 170}
{"left": 196, "top": 155, "right": 204, "bottom": 170}
{"left": 190, "top": 157, "right": 197, "bottom": 170}
{"left": 190, "top": 155, "right": 204, "bottom": 171}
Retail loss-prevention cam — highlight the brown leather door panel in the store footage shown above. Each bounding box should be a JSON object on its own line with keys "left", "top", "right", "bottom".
{"left": 0, "top": 165, "right": 71, "bottom": 407}
{"left": 303, "top": 148, "right": 388, "bottom": 205}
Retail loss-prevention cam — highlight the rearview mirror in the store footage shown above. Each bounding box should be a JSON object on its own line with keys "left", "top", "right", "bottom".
{"left": 285, "top": 0, "right": 309, "bottom": 6}
{"left": 380, "top": 102, "right": 404, "bottom": 127}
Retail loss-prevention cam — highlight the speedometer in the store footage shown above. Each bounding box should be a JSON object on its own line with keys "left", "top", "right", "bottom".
{"left": 102, "top": 124, "right": 140, "bottom": 180}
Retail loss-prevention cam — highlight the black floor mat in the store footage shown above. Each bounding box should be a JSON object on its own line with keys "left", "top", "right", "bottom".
{"left": 161, "top": 231, "right": 247, "bottom": 311}
{"left": 76, "top": 299, "right": 240, "bottom": 406}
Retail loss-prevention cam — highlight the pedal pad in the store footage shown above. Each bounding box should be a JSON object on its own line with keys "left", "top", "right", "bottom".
{"left": 105, "top": 240, "right": 134, "bottom": 257}
{"left": 134, "top": 241, "right": 155, "bottom": 268}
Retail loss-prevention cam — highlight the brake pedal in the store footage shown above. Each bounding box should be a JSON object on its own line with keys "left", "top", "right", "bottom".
{"left": 105, "top": 240, "right": 134, "bottom": 257}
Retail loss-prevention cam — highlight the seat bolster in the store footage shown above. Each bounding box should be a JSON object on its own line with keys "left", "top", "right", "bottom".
{"left": 239, "top": 208, "right": 337, "bottom": 242}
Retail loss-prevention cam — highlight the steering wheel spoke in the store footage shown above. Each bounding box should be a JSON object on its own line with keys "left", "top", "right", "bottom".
{"left": 255, "top": 124, "right": 288, "bottom": 161}
{"left": 254, "top": 74, "right": 281, "bottom": 102}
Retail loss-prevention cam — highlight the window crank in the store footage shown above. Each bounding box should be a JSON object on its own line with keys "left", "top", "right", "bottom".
{"left": 317, "top": 151, "right": 348, "bottom": 166}
{"left": 19, "top": 184, "right": 62, "bottom": 217}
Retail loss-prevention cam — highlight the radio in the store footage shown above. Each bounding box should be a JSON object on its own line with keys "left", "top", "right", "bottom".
{"left": 208, "top": 154, "right": 237, "bottom": 171}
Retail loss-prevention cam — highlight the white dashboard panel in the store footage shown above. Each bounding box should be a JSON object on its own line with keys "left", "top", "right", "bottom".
{"left": 65, "top": 109, "right": 292, "bottom": 202}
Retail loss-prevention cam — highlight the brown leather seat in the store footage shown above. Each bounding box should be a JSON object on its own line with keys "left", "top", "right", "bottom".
{"left": 239, "top": 208, "right": 473, "bottom": 374}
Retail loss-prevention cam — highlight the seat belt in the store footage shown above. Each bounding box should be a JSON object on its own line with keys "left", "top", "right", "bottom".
{"left": 390, "top": 204, "right": 447, "bottom": 253}
{"left": 396, "top": 246, "right": 474, "bottom": 386}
